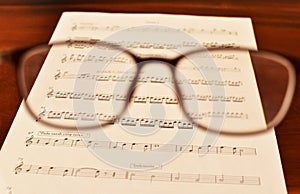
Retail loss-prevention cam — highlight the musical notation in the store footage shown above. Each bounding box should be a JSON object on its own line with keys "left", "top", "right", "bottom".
{"left": 25, "top": 135, "right": 257, "bottom": 156}
{"left": 181, "top": 27, "right": 238, "bottom": 36}
{"left": 36, "top": 107, "right": 248, "bottom": 124}
{"left": 183, "top": 94, "right": 245, "bottom": 103}
{"left": 60, "top": 53, "right": 132, "bottom": 64}
{"left": 46, "top": 88, "right": 245, "bottom": 104}
{"left": 14, "top": 162, "right": 260, "bottom": 185}
{"left": 60, "top": 52, "right": 239, "bottom": 64}
{"left": 53, "top": 70, "right": 244, "bottom": 87}
{"left": 70, "top": 23, "right": 238, "bottom": 36}
{"left": 59, "top": 53, "right": 241, "bottom": 74}
{"left": 71, "top": 23, "right": 121, "bottom": 32}
{"left": 65, "top": 39, "right": 239, "bottom": 50}
{"left": 37, "top": 110, "right": 194, "bottom": 129}
{"left": 189, "top": 111, "right": 248, "bottom": 120}
{"left": 46, "top": 88, "right": 179, "bottom": 104}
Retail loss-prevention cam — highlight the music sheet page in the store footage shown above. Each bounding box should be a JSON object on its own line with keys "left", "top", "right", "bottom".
{"left": 0, "top": 12, "right": 287, "bottom": 194}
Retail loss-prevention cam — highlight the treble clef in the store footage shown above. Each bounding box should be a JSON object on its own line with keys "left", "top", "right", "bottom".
{"left": 36, "top": 106, "right": 46, "bottom": 122}
{"left": 14, "top": 161, "right": 24, "bottom": 174}
{"left": 47, "top": 87, "right": 54, "bottom": 98}
{"left": 25, "top": 135, "right": 34, "bottom": 147}
{"left": 61, "top": 54, "right": 67, "bottom": 63}
{"left": 71, "top": 24, "right": 77, "bottom": 31}
{"left": 54, "top": 70, "right": 61, "bottom": 80}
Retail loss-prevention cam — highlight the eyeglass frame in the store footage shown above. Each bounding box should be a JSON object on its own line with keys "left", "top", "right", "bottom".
{"left": 2, "top": 40, "right": 295, "bottom": 135}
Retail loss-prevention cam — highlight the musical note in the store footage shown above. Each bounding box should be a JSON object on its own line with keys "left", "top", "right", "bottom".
{"left": 140, "top": 118, "right": 156, "bottom": 127}
{"left": 64, "top": 112, "right": 79, "bottom": 120}
{"left": 187, "top": 145, "right": 194, "bottom": 153}
{"left": 233, "top": 147, "right": 237, "bottom": 155}
{"left": 189, "top": 111, "right": 248, "bottom": 120}
{"left": 120, "top": 118, "right": 138, "bottom": 126}
{"left": 24, "top": 135, "right": 257, "bottom": 157}
{"left": 64, "top": 38, "right": 238, "bottom": 52}
{"left": 98, "top": 94, "right": 112, "bottom": 101}
{"left": 74, "top": 168, "right": 99, "bottom": 178}
{"left": 217, "top": 174, "right": 225, "bottom": 183}
{"left": 134, "top": 96, "right": 147, "bottom": 103}
{"left": 143, "top": 144, "right": 151, "bottom": 152}
{"left": 158, "top": 120, "right": 175, "bottom": 128}
{"left": 53, "top": 71, "right": 243, "bottom": 87}
{"left": 62, "top": 168, "right": 72, "bottom": 177}
{"left": 70, "top": 23, "right": 238, "bottom": 36}
{"left": 149, "top": 97, "right": 163, "bottom": 103}
{"left": 47, "top": 110, "right": 64, "bottom": 119}
{"left": 195, "top": 95, "right": 245, "bottom": 103}
{"left": 69, "top": 92, "right": 82, "bottom": 99}
{"left": 70, "top": 23, "right": 121, "bottom": 32}
{"left": 165, "top": 97, "right": 178, "bottom": 104}
{"left": 59, "top": 53, "right": 131, "bottom": 64}
{"left": 83, "top": 93, "right": 96, "bottom": 100}
{"left": 81, "top": 113, "right": 96, "bottom": 121}
{"left": 55, "top": 91, "right": 68, "bottom": 99}
{"left": 129, "top": 173, "right": 135, "bottom": 180}
{"left": 16, "top": 161, "right": 261, "bottom": 185}
{"left": 36, "top": 107, "right": 248, "bottom": 127}
{"left": 15, "top": 161, "right": 260, "bottom": 185}
{"left": 46, "top": 88, "right": 245, "bottom": 104}
{"left": 240, "top": 176, "right": 245, "bottom": 184}
{"left": 46, "top": 88, "right": 180, "bottom": 104}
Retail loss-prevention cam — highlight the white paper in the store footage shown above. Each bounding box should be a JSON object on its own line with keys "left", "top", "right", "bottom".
{"left": 0, "top": 12, "right": 286, "bottom": 194}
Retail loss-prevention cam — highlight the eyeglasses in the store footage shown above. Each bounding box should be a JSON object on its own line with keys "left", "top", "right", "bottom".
{"left": 2, "top": 40, "right": 296, "bottom": 135}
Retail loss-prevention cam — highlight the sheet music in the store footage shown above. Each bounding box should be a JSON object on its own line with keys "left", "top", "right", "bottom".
{"left": 0, "top": 12, "right": 287, "bottom": 194}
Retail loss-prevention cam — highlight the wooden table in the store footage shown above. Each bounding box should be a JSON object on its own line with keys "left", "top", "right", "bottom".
{"left": 0, "top": 1, "right": 299, "bottom": 193}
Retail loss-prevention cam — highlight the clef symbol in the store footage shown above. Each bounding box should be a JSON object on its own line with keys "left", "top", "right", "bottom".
{"left": 14, "top": 161, "right": 24, "bottom": 174}
{"left": 47, "top": 87, "right": 54, "bottom": 98}
{"left": 54, "top": 70, "right": 61, "bottom": 80}
{"left": 71, "top": 24, "right": 77, "bottom": 31}
{"left": 61, "top": 54, "right": 67, "bottom": 63}
{"left": 25, "top": 135, "right": 34, "bottom": 146}
{"left": 36, "top": 106, "right": 46, "bottom": 122}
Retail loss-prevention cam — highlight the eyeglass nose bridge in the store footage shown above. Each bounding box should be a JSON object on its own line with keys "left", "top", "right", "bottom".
{"left": 134, "top": 54, "right": 180, "bottom": 67}
{"left": 119, "top": 54, "right": 186, "bottom": 118}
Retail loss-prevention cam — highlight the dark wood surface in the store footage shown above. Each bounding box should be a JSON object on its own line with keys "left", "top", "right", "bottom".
{"left": 0, "top": 2, "right": 299, "bottom": 193}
